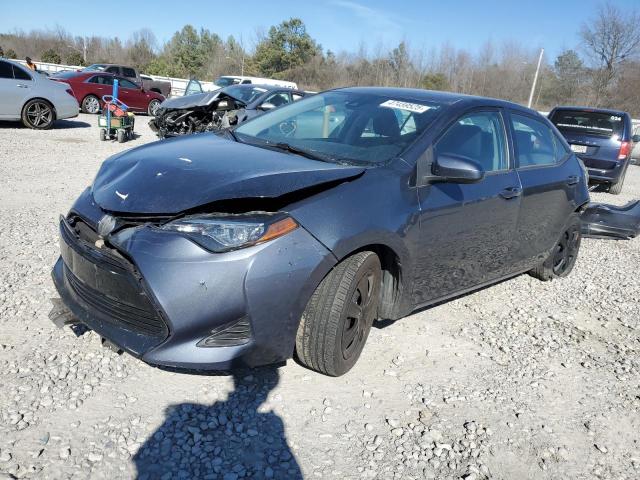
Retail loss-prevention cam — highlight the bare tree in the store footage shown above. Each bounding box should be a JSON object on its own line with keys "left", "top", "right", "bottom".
{"left": 580, "top": 2, "right": 640, "bottom": 105}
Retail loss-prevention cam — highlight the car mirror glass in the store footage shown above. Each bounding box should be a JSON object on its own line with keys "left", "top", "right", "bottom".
{"left": 632, "top": 134, "right": 640, "bottom": 143}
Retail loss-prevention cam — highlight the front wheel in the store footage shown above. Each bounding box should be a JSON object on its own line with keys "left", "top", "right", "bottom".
{"left": 21, "top": 99, "right": 55, "bottom": 129}
{"left": 147, "top": 99, "right": 161, "bottom": 116}
{"left": 529, "top": 214, "right": 581, "bottom": 281}
{"left": 295, "top": 251, "right": 381, "bottom": 376}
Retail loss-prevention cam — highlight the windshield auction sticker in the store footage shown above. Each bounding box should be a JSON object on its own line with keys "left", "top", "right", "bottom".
{"left": 380, "top": 100, "right": 431, "bottom": 114}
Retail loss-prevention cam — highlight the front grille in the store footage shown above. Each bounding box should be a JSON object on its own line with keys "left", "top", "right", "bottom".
{"left": 59, "top": 215, "right": 168, "bottom": 338}
{"left": 64, "top": 267, "right": 166, "bottom": 336}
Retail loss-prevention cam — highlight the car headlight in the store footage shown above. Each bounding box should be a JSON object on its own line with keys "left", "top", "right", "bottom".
{"left": 160, "top": 214, "right": 298, "bottom": 252}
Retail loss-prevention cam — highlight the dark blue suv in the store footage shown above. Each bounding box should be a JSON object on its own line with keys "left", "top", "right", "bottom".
{"left": 549, "top": 107, "right": 638, "bottom": 194}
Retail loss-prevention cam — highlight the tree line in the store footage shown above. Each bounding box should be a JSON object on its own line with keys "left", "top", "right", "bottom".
{"left": 1, "top": 2, "right": 638, "bottom": 115}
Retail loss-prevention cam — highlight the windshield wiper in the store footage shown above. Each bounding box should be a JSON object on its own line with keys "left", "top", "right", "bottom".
{"left": 266, "top": 142, "right": 328, "bottom": 161}
{"left": 225, "top": 129, "right": 239, "bottom": 142}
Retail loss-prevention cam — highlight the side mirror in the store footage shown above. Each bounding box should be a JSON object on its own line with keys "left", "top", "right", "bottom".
{"left": 432, "top": 154, "right": 485, "bottom": 183}
{"left": 632, "top": 134, "right": 640, "bottom": 143}
{"left": 259, "top": 102, "right": 276, "bottom": 111}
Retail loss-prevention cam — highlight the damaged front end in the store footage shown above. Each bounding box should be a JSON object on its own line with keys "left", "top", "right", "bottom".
{"left": 149, "top": 91, "right": 247, "bottom": 138}
{"left": 581, "top": 200, "right": 640, "bottom": 239}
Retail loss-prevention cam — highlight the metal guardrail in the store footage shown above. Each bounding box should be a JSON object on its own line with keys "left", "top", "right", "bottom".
{"left": 9, "top": 59, "right": 215, "bottom": 97}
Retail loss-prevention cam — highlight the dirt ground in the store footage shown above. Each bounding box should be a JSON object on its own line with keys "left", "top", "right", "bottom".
{"left": 0, "top": 114, "right": 639, "bottom": 480}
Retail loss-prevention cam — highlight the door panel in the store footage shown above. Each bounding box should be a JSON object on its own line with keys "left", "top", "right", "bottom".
{"left": 0, "top": 61, "right": 31, "bottom": 118}
{"left": 413, "top": 171, "right": 521, "bottom": 305}
{"left": 509, "top": 111, "right": 578, "bottom": 271}
{"left": 412, "top": 109, "right": 521, "bottom": 306}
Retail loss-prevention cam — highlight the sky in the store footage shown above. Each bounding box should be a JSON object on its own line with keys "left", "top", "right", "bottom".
{"left": 1, "top": 0, "right": 638, "bottom": 60}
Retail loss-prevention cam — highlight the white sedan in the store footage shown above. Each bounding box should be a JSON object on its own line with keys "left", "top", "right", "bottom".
{"left": 0, "top": 59, "right": 79, "bottom": 129}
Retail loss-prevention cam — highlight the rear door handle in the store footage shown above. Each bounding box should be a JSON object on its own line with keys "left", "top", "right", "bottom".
{"left": 16, "top": 84, "right": 29, "bottom": 88}
{"left": 499, "top": 187, "right": 522, "bottom": 199}
{"left": 566, "top": 175, "right": 579, "bottom": 185}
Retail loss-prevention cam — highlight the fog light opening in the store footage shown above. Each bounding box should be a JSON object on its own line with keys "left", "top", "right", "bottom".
{"left": 197, "top": 316, "right": 252, "bottom": 348}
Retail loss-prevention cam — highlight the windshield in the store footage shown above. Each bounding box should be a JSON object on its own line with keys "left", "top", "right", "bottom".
{"left": 550, "top": 110, "right": 625, "bottom": 139}
{"left": 214, "top": 76, "right": 240, "bottom": 87}
{"left": 84, "top": 64, "right": 107, "bottom": 72}
{"left": 234, "top": 91, "right": 444, "bottom": 164}
{"left": 223, "top": 85, "right": 267, "bottom": 104}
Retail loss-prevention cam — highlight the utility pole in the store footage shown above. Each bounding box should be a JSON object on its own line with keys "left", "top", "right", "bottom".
{"left": 527, "top": 48, "right": 544, "bottom": 109}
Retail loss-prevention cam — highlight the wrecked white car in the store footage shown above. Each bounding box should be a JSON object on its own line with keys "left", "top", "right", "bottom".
{"left": 149, "top": 84, "right": 308, "bottom": 138}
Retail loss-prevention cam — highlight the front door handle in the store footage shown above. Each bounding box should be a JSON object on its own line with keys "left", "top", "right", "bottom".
{"left": 566, "top": 175, "right": 579, "bottom": 185}
{"left": 499, "top": 187, "right": 522, "bottom": 199}
{"left": 16, "top": 84, "right": 29, "bottom": 88}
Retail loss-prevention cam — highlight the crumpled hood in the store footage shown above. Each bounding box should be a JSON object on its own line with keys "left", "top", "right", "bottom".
{"left": 91, "top": 134, "right": 365, "bottom": 214}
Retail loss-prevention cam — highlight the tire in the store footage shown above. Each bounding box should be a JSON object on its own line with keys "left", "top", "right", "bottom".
{"left": 608, "top": 175, "right": 625, "bottom": 195}
{"left": 117, "top": 130, "right": 125, "bottom": 143}
{"left": 147, "top": 99, "right": 161, "bottom": 116}
{"left": 529, "top": 214, "right": 581, "bottom": 281}
{"left": 21, "top": 99, "right": 55, "bottom": 129}
{"left": 81, "top": 95, "right": 100, "bottom": 114}
{"left": 295, "top": 251, "right": 381, "bottom": 376}
{"left": 99, "top": 128, "right": 107, "bottom": 141}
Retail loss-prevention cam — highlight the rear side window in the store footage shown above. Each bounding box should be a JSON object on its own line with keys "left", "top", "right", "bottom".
{"left": 550, "top": 110, "right": 624, "bottom": 139}
{"left": 435, "top": 111, "right": 508, "bottom": 172}
{"left": 12, "top": 65, "right": 32, "bottom": 80}
{"left": 122, "top": 67, "right": 136, "bottom": 78}
{"left": 88, "top": 75, "right": 113, "bottom": 85}
{"left": 105, "top": 66, "right": 120, "bottom": 74}
{"left": 512, "top": 114, "right": 559, "bottom": 167}
{"left": 0, "top": 61, "right": 13, "bottom": 79}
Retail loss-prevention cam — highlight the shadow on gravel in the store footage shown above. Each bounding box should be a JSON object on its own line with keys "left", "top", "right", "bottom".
{"left": 133, "top": 367, "right": 302, "bottom": 480}
{"left": 0, "top": 119, "right": 91, "bottom": 129}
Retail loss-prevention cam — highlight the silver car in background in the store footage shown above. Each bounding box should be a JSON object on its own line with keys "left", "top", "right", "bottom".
{"left": 0, "top": 59, "right": 79, "bottom": 129}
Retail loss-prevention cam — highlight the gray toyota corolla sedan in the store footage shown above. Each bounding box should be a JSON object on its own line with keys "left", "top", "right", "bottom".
{"left": 51, "top": 87, "right": 590, "bottom": 376}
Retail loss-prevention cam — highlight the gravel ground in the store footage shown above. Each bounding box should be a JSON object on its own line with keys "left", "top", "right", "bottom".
{"left": 1, "top": 114, "right": 639, "bottom": 480}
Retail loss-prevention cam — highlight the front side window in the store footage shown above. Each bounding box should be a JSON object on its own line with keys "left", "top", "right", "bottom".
{"left": 435, "top": 111, "right": 508, "bottom": 172}
{"left": 122, "top": 67, "right": 136, "bottom": 78}
{"left": 105, "top": 66, "right": 120, "bottom": 74}
{"left": 234, "top": 91, "right": 444, "bottom": 165}
{"left": 512, "top": 114, "right": 557, "bottom": 167}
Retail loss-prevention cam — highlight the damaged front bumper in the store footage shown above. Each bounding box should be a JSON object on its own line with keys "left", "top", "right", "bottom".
{"left": 51, "top": 208, "right": 336, "bottom": 371}
{"left": 581, "top": 200, "right": 640, "bottom": 239}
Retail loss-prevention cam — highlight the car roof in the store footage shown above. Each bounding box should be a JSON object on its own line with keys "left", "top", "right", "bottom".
{"left": 550, "top": 106, "right": 630, "bottom": 117}
{"left": 330, "top": 86, "right": 537, "bottom": 113}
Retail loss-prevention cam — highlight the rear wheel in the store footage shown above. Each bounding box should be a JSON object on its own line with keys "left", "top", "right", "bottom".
{"left": 609, "top": 174, "right": 626, "bottom": 195}
{"left": 21, "top": 99, "right": 55, "bottom": 129}
{"left": 295, "top": 251, "right": 381, "bottom": 376}
{"left": 81, "top": 95, "right": 100, "bottom": 114}
{"left": 99, "top": 128, "right": 107, "bottom": 141}
{"left": 529, "top": 214, "right": 581, "bottom": 281}
{"left": 117, "top": 130, "right": 125, "bottom": 143}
